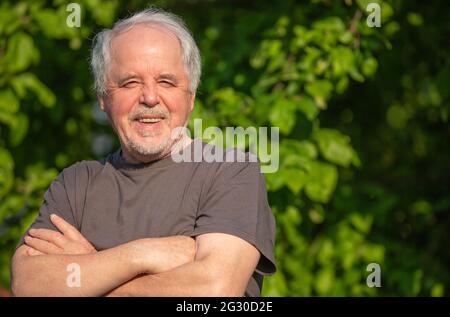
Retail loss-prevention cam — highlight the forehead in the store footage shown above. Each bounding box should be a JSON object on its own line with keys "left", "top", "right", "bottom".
{"left": 109, "top": 24, "right": 184, "bottom": 72}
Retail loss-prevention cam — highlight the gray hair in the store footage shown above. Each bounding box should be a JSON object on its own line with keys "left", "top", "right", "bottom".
{"left": 90, "top": 8, "right": 201, "bottom": 96}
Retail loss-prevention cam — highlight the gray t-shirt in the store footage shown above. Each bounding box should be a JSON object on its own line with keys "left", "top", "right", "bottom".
{"left": 18, "top": 139, "right": 276, "bottom": 296}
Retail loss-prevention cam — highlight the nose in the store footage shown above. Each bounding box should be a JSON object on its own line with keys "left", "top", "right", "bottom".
{"left": 139, "top": 81, "right": 159, "bottom": 107}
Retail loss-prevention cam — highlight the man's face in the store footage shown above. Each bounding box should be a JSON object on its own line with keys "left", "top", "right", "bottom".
{"left": 99, "top": 24, "right": 195, "bottom": 163}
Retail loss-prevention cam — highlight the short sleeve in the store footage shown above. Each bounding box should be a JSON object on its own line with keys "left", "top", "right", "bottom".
{"left": 16, "top": 164, "right": 82, "bottom": 249}
{"left": 192, "top": 155, "right": 276, "bottom": 275}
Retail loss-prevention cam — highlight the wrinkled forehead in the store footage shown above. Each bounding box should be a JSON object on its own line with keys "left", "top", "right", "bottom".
{"left": 109, "top": 24, "right": 183, "bottom": 67}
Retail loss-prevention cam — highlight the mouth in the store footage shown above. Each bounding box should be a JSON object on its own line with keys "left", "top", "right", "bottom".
{"left": 132, "top": 115, "right": 167, "bottom": 134}
{"left": 136, "top": 117, "right": 164, "bottom": 123}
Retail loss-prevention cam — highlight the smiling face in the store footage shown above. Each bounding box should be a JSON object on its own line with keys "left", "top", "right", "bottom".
{"left": 99, "top": 24, "right": 195, "bottom": 163}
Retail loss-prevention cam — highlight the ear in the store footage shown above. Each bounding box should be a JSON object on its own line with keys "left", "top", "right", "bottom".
{"left": 98, "top": 94, "right": 107, "bottom": 112}
{"left": 189, "top": 92, "right": 196, "bottom": 112}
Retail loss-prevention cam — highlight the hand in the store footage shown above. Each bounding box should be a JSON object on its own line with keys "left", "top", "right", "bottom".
{"left": 132, "top": 236, "right": 196, "bottom": 274}
{"left": 24, "top": 214, "right": 97, "bottom": 256}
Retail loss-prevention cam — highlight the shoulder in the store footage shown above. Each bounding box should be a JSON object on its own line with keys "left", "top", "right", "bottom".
{"left": 192, "top": 142, "right": 262, "bottom": 186}
{"left": 211, "top": 144, "right": 261, "bottom": 175}
{"left": 57, "top": 155, "right": 112, "bottom": 184}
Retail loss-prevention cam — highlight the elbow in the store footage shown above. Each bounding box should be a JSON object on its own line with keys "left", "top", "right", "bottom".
{"left": 10, "top": 249, "right": 58, "bottom": 297}
{"left": 198, "top": 266, "right": 246, "bottom": 297}
{"left": 11, "top": 251, "right": 34, "bottom": 297}
{"left": 11, "top": 274, "right": 58, "bottom": 297}
{"left": 10, "top": 274, "right": 29, "bottom": 297}
{"left": 10, "top": 263, "right": 26, "bottom": 297}
{"left": 209, "top": 278, "right": 244, "bottom": 297}
{"left": 10, "top": 280, "right": 19, "bottom": 297}
{"left": 11, "top": 285, "right": 26, "bottom": 297}
{"left": 11, "top": 271, "right": 39, "bottom": 297}
{"left": 11, "top": 262, "right": 44, "bottom": 297}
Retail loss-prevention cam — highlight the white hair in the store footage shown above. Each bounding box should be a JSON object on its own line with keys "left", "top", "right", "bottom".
{"left": 90, "top": 7, "right": 201, "bottom": 96}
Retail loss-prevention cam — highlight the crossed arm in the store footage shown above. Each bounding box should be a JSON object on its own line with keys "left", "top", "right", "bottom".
{"left": 11, "top": 214, "right": 260, "bottom": 297}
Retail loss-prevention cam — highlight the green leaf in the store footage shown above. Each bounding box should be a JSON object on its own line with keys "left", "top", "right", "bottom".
{"left": 85, "top": 0, "right": 119, "bottom": 26}
{"left": 308, "top": 204, "right": 325, "bottom": 224}
{"left": 0, "top": 147, "right": 14, "bottom": 199}
{"left": 356, "top": 0, "right": 379, "bottom": 11}
{"left": 339, "top": 31, "right": 353, "bottom": 44}
{"left": 349, "top": 213, "right": 373, "bottom": 234}
{"left": 362, "top": 57, "right": 378, "bottom": 76}
{"left": 431, "top": 284, "right": 444, "bottom": 297}
{"left": 304, "top": 161, "right": 338, "bottom": 203}
{"left": 331, "top": 46, "right": 354, "bottom": 77}
{"left": 297, "top": 96, "right": 319, "bottom": 120}
{"left": 381, "top": 2, "right": 394, "bottom": 22}
{"left": 9, "top": 112, "right": 29, "bottom": 146}
{"left": 269, "top": 98, "right": 296, "bottom": 135}
{"left": 349, "top": 66, "right": 365, "bottom": 82}
{"left": 407, "top": 12, "right": 423, "bottom": 26}
{"left": 0, "top": 111, "right": 15, "bottom": 126}
{"left": 0, "top": 7, "right": 21, "bottom": 35}
{"left": 213, "top": 88, "right": 242, "bottom": 115}
{"left": 313, "top": 128, "right": 358, "bottom": 167}
{"left": 31, "top": 7, "right": 77, "bottom": 39}
{"left": 336, "top": 76, "right": 349, "bottom": 94}
{"left": 24, "top": 165, "right": 58, "bottom": 192}
{"left": 0, "top": 89, "right": 19, "bottom": 114}
{"left": 0, "top": 195, "right": 24, "bottom": 222}
{"left": 33, "top": 9, "right": 62, "bottom": 37}
{"left": 262, "top": 273, "right": 289, "bottom": 296}
{"left": 313, "top": 17, "right": 345, "bottom": 33}
{"left": 1, "top": 32, "right": 38, "bottom": 73}
{"left": 282, "top": 139, "right": 318, "bottom": 160}
{"left": 10, "top": 73, "right": 56, "bottom": 107}
{"left": 285, "top": 205, "right": 302, "bottom": 226}
{"left": 315, "top": 267, "right": 335, "bottom": 295}
{"left": 283, "top": 168, "right": 308, "bottom": 194}
{"left": 265, "top": 170, "right": 285, "bottom": 192}
{"left": 361, "top": 244, "right": 385, "bottom": 263}
{"left": 305, "top": 80, "right": 333, "bottom": 101}
{"left": 317, "top": 238, "right": 335, "bottom": 265}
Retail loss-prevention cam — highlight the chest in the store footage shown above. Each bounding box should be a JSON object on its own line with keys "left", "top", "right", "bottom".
{"left": 77, "top": 168, "right": 205, "bottom": 250}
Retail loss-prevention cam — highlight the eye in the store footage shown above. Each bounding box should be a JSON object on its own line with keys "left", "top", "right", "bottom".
{"left": 158, "top": 80, "right": 175, "bottom": 88}
{"left": 122, "top": 81, "right": 139, "bottom": 88}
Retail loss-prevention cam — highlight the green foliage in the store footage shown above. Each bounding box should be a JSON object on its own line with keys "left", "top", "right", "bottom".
{"left": 0, "top": 0, "right": 448, "bottom": 296}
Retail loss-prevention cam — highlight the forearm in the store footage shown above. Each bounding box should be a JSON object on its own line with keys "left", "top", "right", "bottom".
{"left": 107, "top": 259, "right": 242, "bottom": 297}
{"left": 12, "top": 244, "right": 141, "bottom": 297}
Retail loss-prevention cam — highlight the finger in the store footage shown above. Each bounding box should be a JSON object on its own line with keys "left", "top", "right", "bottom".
{"left": 50, "top": 214, "right": 83, "bottom": 241}
{"left": 26, "top": 247, "right": 44, "bottom": 256}
{"left": 29, "top": 228, "right": 67, "bottom": 248}
{"left": 24, "top": 235, "right": 62, "bottom": 254}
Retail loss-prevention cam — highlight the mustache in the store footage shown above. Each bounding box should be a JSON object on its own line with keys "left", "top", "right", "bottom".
{"left": 128, "top": 106, "right": 170, "bottom": 121}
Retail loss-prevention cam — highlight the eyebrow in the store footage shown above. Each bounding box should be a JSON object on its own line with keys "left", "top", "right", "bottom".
{"left": 117, "top": 74, "right": 140, "bottom": 85}
{"left": 158, "top": 73, "right": 179, "bottom": 84}
{"left": 116, "top": 73, "right": 181, "bottom": 86}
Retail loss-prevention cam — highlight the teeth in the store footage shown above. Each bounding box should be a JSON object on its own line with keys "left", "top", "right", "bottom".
{"left": 138, "top": 118, "right": 162, "bottom": 123}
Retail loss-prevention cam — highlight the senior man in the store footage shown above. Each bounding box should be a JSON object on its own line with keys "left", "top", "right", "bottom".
{"left": 11, "top": 8, "right": 276, "bottom": 297}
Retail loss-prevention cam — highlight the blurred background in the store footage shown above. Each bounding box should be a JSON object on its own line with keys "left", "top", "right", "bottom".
{"left": 0, "top": 0, "right": 449, "bottom": 296}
